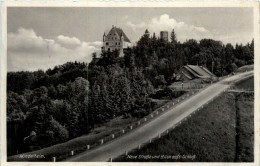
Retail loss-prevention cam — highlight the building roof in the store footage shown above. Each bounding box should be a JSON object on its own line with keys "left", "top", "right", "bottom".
{"left": 177, "top": 65, "right": 216, "bottom": 80}
{"left": 183, "top": 66, "right": 201, "bottom": 78}
{"left": 186, "top": 65, "right": 214, "bottom": 77}
{"left": 107, "top": 26, "right": 131, "bottom": 43}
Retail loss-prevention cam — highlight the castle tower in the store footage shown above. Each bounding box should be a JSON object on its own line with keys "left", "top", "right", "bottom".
{"left": 160, "top": 31, "right": 168, "bottom": 42}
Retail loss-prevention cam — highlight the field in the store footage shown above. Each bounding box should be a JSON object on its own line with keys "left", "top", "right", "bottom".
{"left": 233, "top": 76, "right": 254, "bottom": 90}
{"left": 114, "top": 77, "right": 254, "bottom": 162}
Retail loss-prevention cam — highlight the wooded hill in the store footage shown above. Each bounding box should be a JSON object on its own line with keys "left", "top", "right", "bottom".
{"left": 7, "top": 30, "right": 254, "bottom": 156}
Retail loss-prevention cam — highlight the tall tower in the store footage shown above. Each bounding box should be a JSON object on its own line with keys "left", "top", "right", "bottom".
{"left": 160, "top": 31, "right": 168, "bottom": 42}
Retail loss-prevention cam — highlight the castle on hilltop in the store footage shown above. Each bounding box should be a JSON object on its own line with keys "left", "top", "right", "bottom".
{"left": 102, "top": 25, "right": 131, "bottom": 57}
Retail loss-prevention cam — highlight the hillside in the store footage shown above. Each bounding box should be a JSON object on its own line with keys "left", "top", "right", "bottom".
{"left": 114, "top": 77, "right": 254, "bottom": 162}
{"left": 7, "top": 35, "right": 254, "bottom": 157}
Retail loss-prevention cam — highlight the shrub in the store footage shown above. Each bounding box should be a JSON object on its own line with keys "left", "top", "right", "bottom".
{"left": 150, "top": 87, "right": 185, "bottom": 100}
{"left": 46, "top": 118, "right": 69, "bottom": 144}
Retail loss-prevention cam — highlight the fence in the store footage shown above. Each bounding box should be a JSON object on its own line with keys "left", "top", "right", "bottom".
{"left": 109, "top": 90, "right": 226, "bottom": 162}
{"left": 51, "top": 89, "right": 203, "bottom": 161}
{"left": 104, "top": 71, "right": 252, "bottom": 162}
{"left": 52, "top": 72, "right": 245, "bottom": 162}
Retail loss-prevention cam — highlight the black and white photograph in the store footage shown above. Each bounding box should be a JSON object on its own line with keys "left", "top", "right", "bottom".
{"left": 1, "top": 1, "right": 259, "bottom": 164}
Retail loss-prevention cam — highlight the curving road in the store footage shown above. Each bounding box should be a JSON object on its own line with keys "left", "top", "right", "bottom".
{"left": 66, "top": 71, "right": 253, "bottom": 162}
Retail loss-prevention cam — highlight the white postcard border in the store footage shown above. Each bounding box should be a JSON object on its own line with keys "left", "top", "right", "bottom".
{"left": 1, "top": 1, "right": 259, "bottom": 166}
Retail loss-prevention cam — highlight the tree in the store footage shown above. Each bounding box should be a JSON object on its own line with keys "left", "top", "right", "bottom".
{"left": 137, "top": 29, "right": 151, "bottom": 46}
{"left": 114, "top": 75, "right": 132, "bottom": 116}
{"left": 27, "top": 87, "right": 53, "bottom": 134}
{"left": 226, "top": 63, "right": 238, "bottom": 73}
{"left": 7, "top": 35, "right": 255, "bottom": 156}
{"left": 171, "top": 29, "right": 177, "bottom": 45}
{"left": 183, "top": 39, "right": 200, "bottom": 63}
{"left": 92, "top": 52, "right": 97, "bottom": 59}
{"left": 225, "top": 43, "right": 234, "bottom": 65}
{"left": 46, "top": 117, "right": 69, "bottom": 143}
{"left": 155, "top": 75, "right": 167, "bottom": 88}
{"left": 48, "top": 84, "right": 57, "bottom": 99}
{"left": 152, "top": 32, "right": 157, "bottom": 43}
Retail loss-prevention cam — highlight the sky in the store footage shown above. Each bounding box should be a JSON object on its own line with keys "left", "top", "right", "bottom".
{"left": 7, "top": 7, "right": 254, "bottom": 71}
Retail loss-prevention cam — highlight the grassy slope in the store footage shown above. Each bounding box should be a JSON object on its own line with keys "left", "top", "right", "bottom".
{"left": 115, "top": 78, "right": 254, "bottom": 162}
{"left": 234, "top": 76, "right": 254, "bottom": 162}
{"left": 115, "top": 93, "right": 237, "bottom": 162}
{"left": 236, "top": 65, "right": 253, "bottom": 73}
{"left": 236, "top": 96, "right": 254, "bottom": 162}
{"left": 234, "top": 76, "right": 254, "bottom": 90}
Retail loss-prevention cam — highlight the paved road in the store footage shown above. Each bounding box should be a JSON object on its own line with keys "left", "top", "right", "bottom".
{"left": 66, "top": 71, "right": 253, "bottom": 162}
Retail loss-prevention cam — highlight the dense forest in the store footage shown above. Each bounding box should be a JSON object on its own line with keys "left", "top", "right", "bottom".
{"left": 7, "top": 29, "right": 254, "bottom": 156}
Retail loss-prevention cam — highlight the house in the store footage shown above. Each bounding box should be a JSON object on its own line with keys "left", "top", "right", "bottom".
{"left": 175, "top": 65, "right": 216, "bottom": 82}
{"left": 102, "top": 25, "right": 131, "bottom": 57}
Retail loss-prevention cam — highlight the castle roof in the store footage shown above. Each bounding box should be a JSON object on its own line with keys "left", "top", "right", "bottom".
{"left": 107, "top": 26, "right": 131, "bottom": 43}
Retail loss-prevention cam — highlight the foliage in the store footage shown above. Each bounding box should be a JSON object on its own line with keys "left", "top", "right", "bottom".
{"left": 7, "top": 28, "right": 254, "bottom": 156}
{"left": 150, "top": 87, "right": 186, "bottom": 100}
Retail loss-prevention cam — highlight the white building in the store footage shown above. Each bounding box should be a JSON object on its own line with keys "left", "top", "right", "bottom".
{"left": 102, "top": 26, "right": 131, "bottom": 57}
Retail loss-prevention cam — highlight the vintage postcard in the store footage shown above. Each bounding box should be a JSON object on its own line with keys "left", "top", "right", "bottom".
{"left": 1, "top": 1, "right": 259, "bottom": 166}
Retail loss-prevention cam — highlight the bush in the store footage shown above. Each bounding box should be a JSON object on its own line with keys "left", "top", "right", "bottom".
{"left": 246, "top": 59, "right": 254, "bottom": 65}
{"left": 155, "top": 75, "right": 167, "bottom": 88}
{"left": 235, "top": 60, "right": 246, "bottom": 68}
{"left": 226, "top": 63, "right": 238, "bottom": 74}
{"left": 46, "top": 118, "right": 69, "bottom": 144}
{"left": 150, "top": 87, "right": 185, "bottom": 100}
{"left": 131, "top": 109, "right": 150, "bottom": 118}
